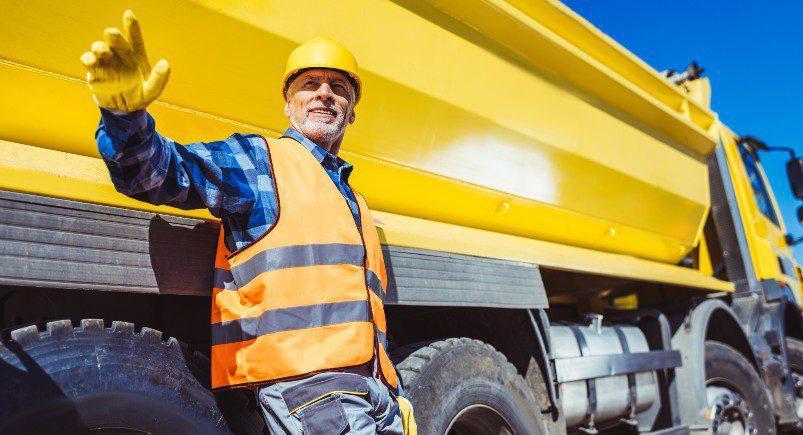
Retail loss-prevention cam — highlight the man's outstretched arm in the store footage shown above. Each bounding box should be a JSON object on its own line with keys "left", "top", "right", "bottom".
{"left": 96, "top": 108, "right": 225, "bottom": 214}
{"left": 83, "top": 10, "right": 226, "bottom": 215}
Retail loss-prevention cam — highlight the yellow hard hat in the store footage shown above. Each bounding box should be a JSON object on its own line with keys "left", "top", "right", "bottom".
{"left": 282, "top": 37, "right": 361, "bottom": 103}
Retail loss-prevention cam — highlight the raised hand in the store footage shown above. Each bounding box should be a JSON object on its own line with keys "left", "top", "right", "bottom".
{"left": 80, "top": 10, "right": 170, "bottom": 112}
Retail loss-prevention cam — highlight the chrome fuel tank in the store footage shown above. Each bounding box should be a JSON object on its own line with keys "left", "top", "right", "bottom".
{"left": 550, "top": 323, "right": 659, "bottom": 427}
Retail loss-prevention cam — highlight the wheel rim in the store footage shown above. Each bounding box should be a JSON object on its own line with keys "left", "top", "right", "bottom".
{"left": 446, "top": 404, "right": 514, "bottom": 435}
{"left": 706, "top": 381, "right": 756, "bottom": 435}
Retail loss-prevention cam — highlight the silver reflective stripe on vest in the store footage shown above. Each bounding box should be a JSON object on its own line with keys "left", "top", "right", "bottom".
{"left": 211, "top": 300, "right": 371, "bottom": 346}
{"left": 366, "top": 269, "right": 385, "bottom": 301}
{"left": 213, "top": 268, "right": 237, "bottom": 290}
{"left": 375, "top": 327, "right": 388, "bottom": 349}
{"left": 230, "top": 243, "right": 366, "bottom": 288}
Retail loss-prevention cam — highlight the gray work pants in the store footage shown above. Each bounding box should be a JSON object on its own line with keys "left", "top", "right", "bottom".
{"left": 256, "top": 370, "right": 404, "bottom": 434}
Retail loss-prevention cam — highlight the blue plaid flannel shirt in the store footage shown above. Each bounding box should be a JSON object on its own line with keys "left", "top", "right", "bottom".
{"left": 96, "top": 109, "right": 361, "bottom": 252}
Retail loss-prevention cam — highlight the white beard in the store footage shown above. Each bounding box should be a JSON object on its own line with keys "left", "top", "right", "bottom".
{"left": 293, "top": 107, "right": 347, "bottom": 146}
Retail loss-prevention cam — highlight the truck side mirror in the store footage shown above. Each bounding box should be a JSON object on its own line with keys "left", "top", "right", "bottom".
{"left": 786, "top": 158, "right": 803, "bottom": 200}
{"left": 783, "top": 206, "right": 803, "bottom": 246}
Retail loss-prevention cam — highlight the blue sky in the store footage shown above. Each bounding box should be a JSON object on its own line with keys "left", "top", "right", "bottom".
{"left": 562, "top": 1, "right": 803, "bottom": 261}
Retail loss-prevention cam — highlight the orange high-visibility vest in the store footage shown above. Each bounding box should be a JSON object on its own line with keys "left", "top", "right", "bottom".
{"left": 210, "top": 136, "right": 398, "bottom": 391}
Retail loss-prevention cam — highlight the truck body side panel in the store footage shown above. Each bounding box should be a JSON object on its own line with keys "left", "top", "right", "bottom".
{"left": 1, "top": 0, "right": 716, "bottom": 265}
{"left": 0, "top": 138, "right": 733, "bottom": 293}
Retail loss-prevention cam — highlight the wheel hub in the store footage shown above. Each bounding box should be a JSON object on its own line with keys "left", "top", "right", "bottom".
{"left": 706, "top": 385, "right": 755, "bottom": 435}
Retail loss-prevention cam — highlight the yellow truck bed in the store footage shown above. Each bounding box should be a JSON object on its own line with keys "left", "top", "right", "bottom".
{"left": 0, "top": 0, "right": 730, "bottom": 291}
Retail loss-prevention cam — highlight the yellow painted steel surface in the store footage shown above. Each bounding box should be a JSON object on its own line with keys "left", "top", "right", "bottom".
{"left": 0, "top": 139, "right": 733, "bottom": 293}
{"left": 0, "top": 139, "right": 211, "bottom": 220}
{"left": 1, "top": 0, "right": 718, "bottom": 268}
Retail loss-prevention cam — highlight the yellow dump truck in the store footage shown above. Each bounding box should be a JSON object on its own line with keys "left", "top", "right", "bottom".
{"left": 1, "top": 1, "right": 802, "bottom": 433}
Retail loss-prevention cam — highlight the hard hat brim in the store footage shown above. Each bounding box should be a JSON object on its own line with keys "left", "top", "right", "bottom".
{"left": 282, "top": 67, "right": 361, "bottom": 103}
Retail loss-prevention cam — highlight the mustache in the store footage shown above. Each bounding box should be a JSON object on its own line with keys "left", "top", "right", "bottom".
{"left": 305, "top": 103, "right": 341, "bottom": 115}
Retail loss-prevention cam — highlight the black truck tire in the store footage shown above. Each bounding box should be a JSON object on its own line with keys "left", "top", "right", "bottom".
{"left": 395, "top": 337, "right": 547, "bottom": 435}
{"left": 0, "top": 319, "right": 262, "bottom": 435}
{"left": 783, "top": 337, "right": 803, "bottom": 432}
{"left": 704, "top": 340, "right": 775, "bottom": 434}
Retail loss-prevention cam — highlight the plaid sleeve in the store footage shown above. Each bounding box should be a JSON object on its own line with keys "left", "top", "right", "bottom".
{"left": 96, "top": 109, "right": 226, "bottom": 215}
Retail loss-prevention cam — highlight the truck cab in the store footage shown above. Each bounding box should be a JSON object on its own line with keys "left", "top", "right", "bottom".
{"left": 694, "top": 119, "right": 803, "bottom": 431}
{"left": 720, "top": 130, "right": 803, "bottom": 302}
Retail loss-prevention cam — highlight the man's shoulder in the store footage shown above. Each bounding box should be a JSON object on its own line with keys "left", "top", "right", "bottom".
{"left": 205, "top": 133, "right": 269, "bottom": 156}
{"left": 232, "top": 132, "right": 263, "bottom": 140}
{"left": 229, "top": 132, "right": 265, "bottom": 145}
{"left": 181, "top": 134, "right": 270, "bottom": 168}
{"left": 220, "top": 133, "right": 302, "bottom": 162}
{"left": 231, "top": 133, "right": 295, "bottom": 148}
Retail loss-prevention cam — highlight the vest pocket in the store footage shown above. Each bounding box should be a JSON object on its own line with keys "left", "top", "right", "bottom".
{"left": 297, "top": 394, "right": 349, "bottom": 434}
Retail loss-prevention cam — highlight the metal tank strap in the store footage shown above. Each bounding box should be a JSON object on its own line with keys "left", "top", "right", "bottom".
{"left": 568, "top": 324, "right": 597, "bottom": 433}
{"left": 612, "top": 326, "right": 638, "bottom": 423}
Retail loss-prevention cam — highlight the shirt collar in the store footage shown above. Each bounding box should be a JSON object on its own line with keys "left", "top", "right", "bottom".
{"left": 281, "top": 127, "right": 354, "bottom": 180}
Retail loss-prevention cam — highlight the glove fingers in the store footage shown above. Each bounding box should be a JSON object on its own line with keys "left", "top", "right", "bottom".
{"left": 91, "top": 41, "right": 113, "bottom": 61}
{"left": 83, "top": 49, "right": 117, "bottom": 83}
{"left": 80, "top": 51, "right": 100, "bottom": 84}
{"left": 104, "top": 27, "right": 137, "bottom": 69}
{"left": 88, "top": 41, "right": 122, "bottom": 85}
{"left": 80, "top": 51, "right": 98, "bottom": 71}
{"left": 142, "top": 59, "right": 170, "bottom": 103}
{"left": 122, "top": 10, "right": 151, "bottom": 73}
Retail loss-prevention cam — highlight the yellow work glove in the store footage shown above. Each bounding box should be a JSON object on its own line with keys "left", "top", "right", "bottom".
{"left": 397, "top": 396, "right": 417, "bottom": 435}
{"left": 80, "top": 10, "right": 170, "bottom": 112}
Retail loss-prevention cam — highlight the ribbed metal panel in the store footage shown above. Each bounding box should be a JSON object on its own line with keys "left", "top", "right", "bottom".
{"left": 383, "top": 246, "right": 546, "bottom": 308}
{"left": 0, "top": 190, "right": 547, "bottom": 308}
{"left": 0, "top": 190, "right": 218, "bottom": 294}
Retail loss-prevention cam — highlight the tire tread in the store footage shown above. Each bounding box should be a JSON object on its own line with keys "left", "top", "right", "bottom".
{"left": 79, "top": 318, "right": 104, "bottom": 330}
{"left": 706, "top": 340, "right": 776, "bottom": 435}
{"left": 396, "top": 337, "right": 525, "bottom": 391}
{"left": 394, "top": 337, "right": 545, "bottom": 434}
{"left": 0, "top": 318, "right": 264, "bottom": 434}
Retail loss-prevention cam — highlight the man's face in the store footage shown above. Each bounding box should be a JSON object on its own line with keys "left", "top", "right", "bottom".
{"left": 284, "top": 69, "right": 356, "bottom": 149}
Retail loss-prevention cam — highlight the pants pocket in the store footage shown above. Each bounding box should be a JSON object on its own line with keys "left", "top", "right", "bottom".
{"left": 297, "top": 394, "right": 349, "bottom": 434}
{"left": 281, "top": 373, "right": 370, "bottom": 414}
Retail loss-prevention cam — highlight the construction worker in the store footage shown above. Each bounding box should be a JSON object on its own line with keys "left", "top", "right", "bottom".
{"left": 80, "top": 10, "right": 415, "bottom": 434}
